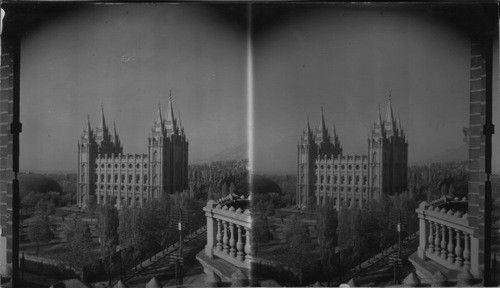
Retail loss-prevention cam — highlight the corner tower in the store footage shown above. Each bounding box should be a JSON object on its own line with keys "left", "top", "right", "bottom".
{"left": 77, "top": 116, "right": 98, "bottom": 207}
{"left": 368, "top": 96, "right": 408, "bottom": 197}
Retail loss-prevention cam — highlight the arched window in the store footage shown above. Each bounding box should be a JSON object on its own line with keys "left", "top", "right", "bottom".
{"left": 114, "top": 174, "right": 118, "bottom": 183}
{"left": 372, "top": 151, "right": 378, "bottom": 163}
{"left": 348, "top": 176, "right": 352, "bottom": 184}
{"left": 355, "top": 176, "right": 360, "bottom": 184}
{"left": 363, "top": 176, "right": 367, "bottom": 185}
{"left": 320, "top": 175, "right": 324, "bottom": 183}
{"left": 128, "top": 174, "right": 133, "bottom": 184}
{"left": 107, "top": 174, "right": 111, "bottom": 182}
{"left": 334, "top": 175, "right": 338, "bottom": 184}
{"left": 101, "top": 174, "right": 104, "bottom": 182}
{"left": 121, "top": 174, "right": 125, "bottom": 182}
{"left": 144, "top": 175, "right": 148, "bottom": 184}
{"left": 136, "top": 175, "right": 140, "bottom": 184}
{"left": 153, "top": 151, "right": 158, "bottom": 162}
{"left": 340, "top": 176, "right": 345, "bottom": 184}
{"left": 327, "top": 175, "right": 331, "bottom": 184}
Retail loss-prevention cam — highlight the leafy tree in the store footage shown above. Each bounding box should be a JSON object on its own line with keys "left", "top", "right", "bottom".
{"left": 282, "top": 215, "right": 311, "bottom": 268}
{"left": 62, "top": 216, "right": 95, "bottom": 280}
{"left": 316, "top": 203, "right": 338, "bottom": 284}
{"left": 97, "top": 203, "right": 119, "bottom": 284}
{"left": 252, "top": 216, "right": 272, "bottom": 256}
{"left": 34, "top": 199, "right": 56, "bottom": 215}
{"left": 26, "top": 213, "right": 53, "bottom": 257}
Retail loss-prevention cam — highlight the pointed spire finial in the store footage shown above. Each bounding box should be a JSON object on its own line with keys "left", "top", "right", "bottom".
{"left": 99, "top": 104, "right": 107, "bottom": 130}
{"left": 307, "top": 115, "right": 311, "bottom": 132}
{"left": 318, "top": 106, "right": 326, "bottom": 134}
{"left": 376, "top": 104, "right": 382, "bottom": 126}
{"left": 386, "top": 92, "right": 395, "bottom": 125}
{"left": 155, "top": 101, "right": 163, "bottom": 124}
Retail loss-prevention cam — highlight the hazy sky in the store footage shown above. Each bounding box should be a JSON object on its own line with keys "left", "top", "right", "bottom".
{"left": 20, "top": 4, "right": 247, "bottom": 172}
{"left": 253, "top": 5, "right": 475, "bottom": 173}
{"left": 18, "top": 3, "right": 500, "bottom": 174}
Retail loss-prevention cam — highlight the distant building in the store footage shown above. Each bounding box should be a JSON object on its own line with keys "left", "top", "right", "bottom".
{"left": 297, "top": 97, "right": 408, "bottom": 209}
{"left": 76, "top": 96, "right": 189, "bottom": 208}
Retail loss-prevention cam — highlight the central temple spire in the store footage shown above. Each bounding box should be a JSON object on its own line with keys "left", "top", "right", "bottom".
{"left": 384, "top": 93, "right": 396, "bottom": 134}
{"left": 318, "top": 106, "right": 327, "bottom": 135}
{"left": 386, "top": 92, "right": 395, "bottom": 125}
{"left": 99, "top": 104, "right": 107, "bottom": 131}
{"left": 166, "top": 90, "right": 175, "bottom": 123}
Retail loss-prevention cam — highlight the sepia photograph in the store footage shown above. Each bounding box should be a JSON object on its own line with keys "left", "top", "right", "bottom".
{"left": 0, "top": 1, "right": 499, "bottom": 287}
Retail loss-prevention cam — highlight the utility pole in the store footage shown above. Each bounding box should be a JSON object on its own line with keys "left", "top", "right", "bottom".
{"left": 178, "top": 208, "right": 183, "bottom": 286}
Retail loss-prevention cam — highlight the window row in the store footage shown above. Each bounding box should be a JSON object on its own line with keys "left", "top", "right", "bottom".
{"left": 316, "top": 186, "right": 367, "bottom": 193}
{"left": 315, "top": 175, "right": 368, "bottom": 185}
{"left": 96, "top": 184, "right": 149, "bottom": 192}
{"left": 315, "top": 164, "right": 368, "bottom": 171}
{"left": 94, "top": 173, "right": 149, "bottom": 184}
{"left": 95, "top": 163, "right": 148, "bottom": 169}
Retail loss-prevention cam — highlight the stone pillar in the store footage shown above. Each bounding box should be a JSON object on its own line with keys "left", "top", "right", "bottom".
{"left": 0, "top": 12, "right": 20, "bottom": 287}
{"left": 204, "top": 203, "right": 217, "bottom": 259}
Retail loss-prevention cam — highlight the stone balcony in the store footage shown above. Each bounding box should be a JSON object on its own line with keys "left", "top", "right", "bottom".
{"left": 196, "top": 193, "right": 253, "bottom": 287}
{"left": 409, "top": 196, "right": 481, "bottom": 286}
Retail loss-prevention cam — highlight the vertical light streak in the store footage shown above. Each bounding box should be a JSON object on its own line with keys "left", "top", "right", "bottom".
{"left": 246, "top": 4, "right": 254, "bottom": 192}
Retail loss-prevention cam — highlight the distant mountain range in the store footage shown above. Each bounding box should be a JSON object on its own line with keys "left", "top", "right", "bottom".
{"left": 411, "top": 144, "right": 468, "bottom": 166}
{"left": 191, "top": 143, "right": 247, "bottom": 164}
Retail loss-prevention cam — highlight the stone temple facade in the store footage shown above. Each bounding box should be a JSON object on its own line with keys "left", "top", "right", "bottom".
{"left": 297, "top": 97, "right": 408, "bottom": 209}
{"left": 77, "top": 97, "right": 188, "bottom": 208}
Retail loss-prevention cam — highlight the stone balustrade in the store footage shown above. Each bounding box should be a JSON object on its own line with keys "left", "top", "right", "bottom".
{"left": 416, "top": 199, "right": 480, "bottom": 277}
{"left": 203, "top": 194, "right": 252, "bottom": 269}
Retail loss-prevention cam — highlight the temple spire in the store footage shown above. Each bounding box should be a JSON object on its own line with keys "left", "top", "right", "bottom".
{"left": 87, "top": 114, "right": 92, "bottom": 134}
{"left": 318, "top": 106, "right": 327, "bottom": 134}
{"left": 155, "top": 101, "right": 163, "bottom": 124}
{"left": 99, "top": 104, "right": 107, "bottom": 130}
{"left": 166, "top": 90, "right": 174, "bottom": 123}
{"left": 386, "top": 92, "right": 395, "bottom": 125}
{"left": 307, "top": 115, "right": 311, "bottom": 134}
{"left": 376, "top": 104, "right": 382, "bottom": 126}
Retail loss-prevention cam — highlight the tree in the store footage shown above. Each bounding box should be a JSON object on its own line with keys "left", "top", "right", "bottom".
{"left": 34, "top": 199, "right": 56, "bottom": 215}
{"left": 26, "top": 213, "right": 53, "bottom": 257}
{"left": 316, "top": 204, "right": 338, "bottom": 284}
{"left": 282, "top": 215, "right": 311, "bottom": 268}
{"left": 98, "top": 204, "right": 119, "bottom": 284}
{"left": 252, "top": 216, "right": 272, "bottom": 256}
{"left": 62, "top": 216, "right": 95, "bottom": 280}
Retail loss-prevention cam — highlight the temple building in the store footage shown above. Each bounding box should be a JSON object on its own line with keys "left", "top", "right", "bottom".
{"left": 76, "top": 96, "right": 189, "bottom": 208}
{"left": 297, "top": 97, "right": 408, "bottom": 209}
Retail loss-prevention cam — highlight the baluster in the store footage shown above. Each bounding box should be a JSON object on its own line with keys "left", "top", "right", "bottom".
{"left": 447, "top": 227, "right": 455, "bottom": 263}
{"left": 222, "top": 221, "right": 229, "bottom": 254}
{"left": 236, "top": 225, "right": 244, "bottom": 261}
{"left": 427, "top": 221, "right": 435, "bottom": 253}
{"left": 216, "top": 219, "right": 222, "bottom": 251}
{"left": 463, "top": 233, "right": 470, "bottom": 270}
{"left": 440, "top": 225, "right": 447, "bottom": 260}
{"left": 434, "top": 223, "right": 441, "bottom": 256}
{"left": 244, "top": 228, "right": 253, "bottom": 262}
{"left": 455, "top": 229, "right": 463, "bottom": 268}
{"left": 229, "top": 223, "right": 236, "bottom": 258}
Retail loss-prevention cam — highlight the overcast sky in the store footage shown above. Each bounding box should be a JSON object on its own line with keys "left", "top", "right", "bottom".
{"left": 20, "top": 4, "right": 247, "bottom": 172}
{"left": 18, "top": 3, "right": 499, "bottom": 174}
{"left": 253, "top": 4, "right": 478, "bottom": 173}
